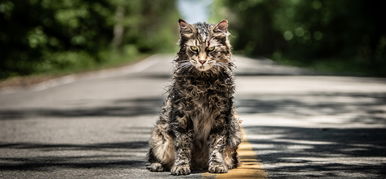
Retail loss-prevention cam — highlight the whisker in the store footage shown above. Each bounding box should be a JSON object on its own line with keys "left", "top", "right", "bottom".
{"left": 177, "top": 61, "right": 193, "bottom": 69}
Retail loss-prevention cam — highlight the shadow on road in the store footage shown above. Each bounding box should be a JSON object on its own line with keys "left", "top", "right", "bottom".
{"left": 236, "top": 90, "right": 386, "bottom": 177}
{"left": 0, "top": 137, "right": 150, "bottom": 171}
{"left": 0, "top": 141, "right": 147, "bottom": 150}
{"left": 237, "top": 92, "right": 386, "bottom": 125}
{"left": 0, "top": 97, "right": 163, "bottom": 120}
{"left": 1, "top": 92, "right": 385, "bottom": 124}
{"left": 1, "top": 81, "right": 385, "bottom": 176}
{"left": 244, "top": 126, "right": 386, "bottom": 178}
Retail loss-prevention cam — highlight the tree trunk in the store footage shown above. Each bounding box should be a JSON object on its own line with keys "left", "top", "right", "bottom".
{"left": 112, "top": 6, "right": 125, "bottom": 52}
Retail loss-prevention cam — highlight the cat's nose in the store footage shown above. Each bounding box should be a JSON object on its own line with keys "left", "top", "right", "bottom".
{"left": 198, "top": 60, "right": 206, "bottom": 64}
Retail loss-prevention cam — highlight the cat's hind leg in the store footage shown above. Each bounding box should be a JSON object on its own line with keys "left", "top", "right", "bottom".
{"left": 147, "top": 122, "right": 175, "bottom": 172}
{"left": 146, "top": 162, "right": 164, "bottom": 172}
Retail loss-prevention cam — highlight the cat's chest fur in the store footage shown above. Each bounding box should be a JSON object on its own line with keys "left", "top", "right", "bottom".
{"left": 181, "top": 76, "right": 229, "bottom": 113}
{"left": 175, "top": 75, "right": 232, "bottom": 141}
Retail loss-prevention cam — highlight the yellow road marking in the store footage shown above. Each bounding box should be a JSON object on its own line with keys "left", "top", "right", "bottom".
{"left": 202, "top": 129, "right": 267, "bottom": 178}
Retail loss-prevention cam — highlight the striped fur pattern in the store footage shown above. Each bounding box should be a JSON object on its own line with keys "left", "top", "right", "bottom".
{"left": 147, "top": 19, "right": 241, "bottom": 175}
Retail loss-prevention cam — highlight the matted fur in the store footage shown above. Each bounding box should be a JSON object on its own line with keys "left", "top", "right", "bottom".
{"left": 147, "top": 19, "right": 241, "bottom": 175}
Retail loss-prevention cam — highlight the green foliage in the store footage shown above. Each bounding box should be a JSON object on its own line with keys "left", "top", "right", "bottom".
{"left": 214, "top": 0, "right": 386, "bottom": 76}
{"left": 0, "top": 0, "right": 179, "bottom": 79}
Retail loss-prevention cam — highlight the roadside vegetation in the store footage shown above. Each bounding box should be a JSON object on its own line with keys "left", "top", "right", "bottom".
{"left": 211, "top": 0, "right": 386, "bottom": 76}
{"left": 0, "top": 0, "right": 179, "bottom": 80}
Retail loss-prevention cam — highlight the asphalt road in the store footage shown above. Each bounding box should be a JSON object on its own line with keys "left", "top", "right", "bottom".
{"left": 1, "top": 54, "right": 386, "bottom": 178}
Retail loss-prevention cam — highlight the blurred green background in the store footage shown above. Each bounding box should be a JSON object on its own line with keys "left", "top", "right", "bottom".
{"left": 0, "top": 0, "right": 179, "bottom": 79}
{"left": 211, "top": 0, "right": 386, "bottom": 76}
{"left": 1, "top": 0, "right": 385, "bottom": 80}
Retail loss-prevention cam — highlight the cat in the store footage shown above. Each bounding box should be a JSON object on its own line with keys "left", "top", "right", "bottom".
{"left": 146, "top": 19, "right": 241, "bottom": 175}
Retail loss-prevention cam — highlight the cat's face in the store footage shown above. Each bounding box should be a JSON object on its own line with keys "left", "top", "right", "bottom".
{"left": 178, "top": 19, "right": 231, "bottom": 72}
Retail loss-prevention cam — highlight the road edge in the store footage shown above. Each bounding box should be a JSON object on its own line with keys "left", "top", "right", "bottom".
{"left": 0, "top": 54, "right": 160, "bottom": 94}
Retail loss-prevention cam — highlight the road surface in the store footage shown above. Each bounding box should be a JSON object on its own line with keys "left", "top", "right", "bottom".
{"left": 1, "top": 54, "right": 386, "bottom": 178}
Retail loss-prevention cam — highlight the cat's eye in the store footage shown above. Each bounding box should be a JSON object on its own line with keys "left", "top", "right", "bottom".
{"left": 190, "top": 46, "right": 199, "bottom": 51}
{"left": 207, "top": 46, "right": 215, "bottom": 51}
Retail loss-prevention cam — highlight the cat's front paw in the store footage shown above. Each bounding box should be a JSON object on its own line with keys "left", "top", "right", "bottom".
{"left": 208, "top": 162, "right": 228, "bottom": 173}
{"left": 171, "top": 164, "right": 191, "bottom": 175}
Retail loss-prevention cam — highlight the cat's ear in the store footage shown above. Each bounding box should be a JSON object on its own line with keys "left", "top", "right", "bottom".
{"left": 213, "top": 19, "right": 228, "bottom": 33}
{"left": 178, "top": 19, "right": 193, "bottom": 37}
